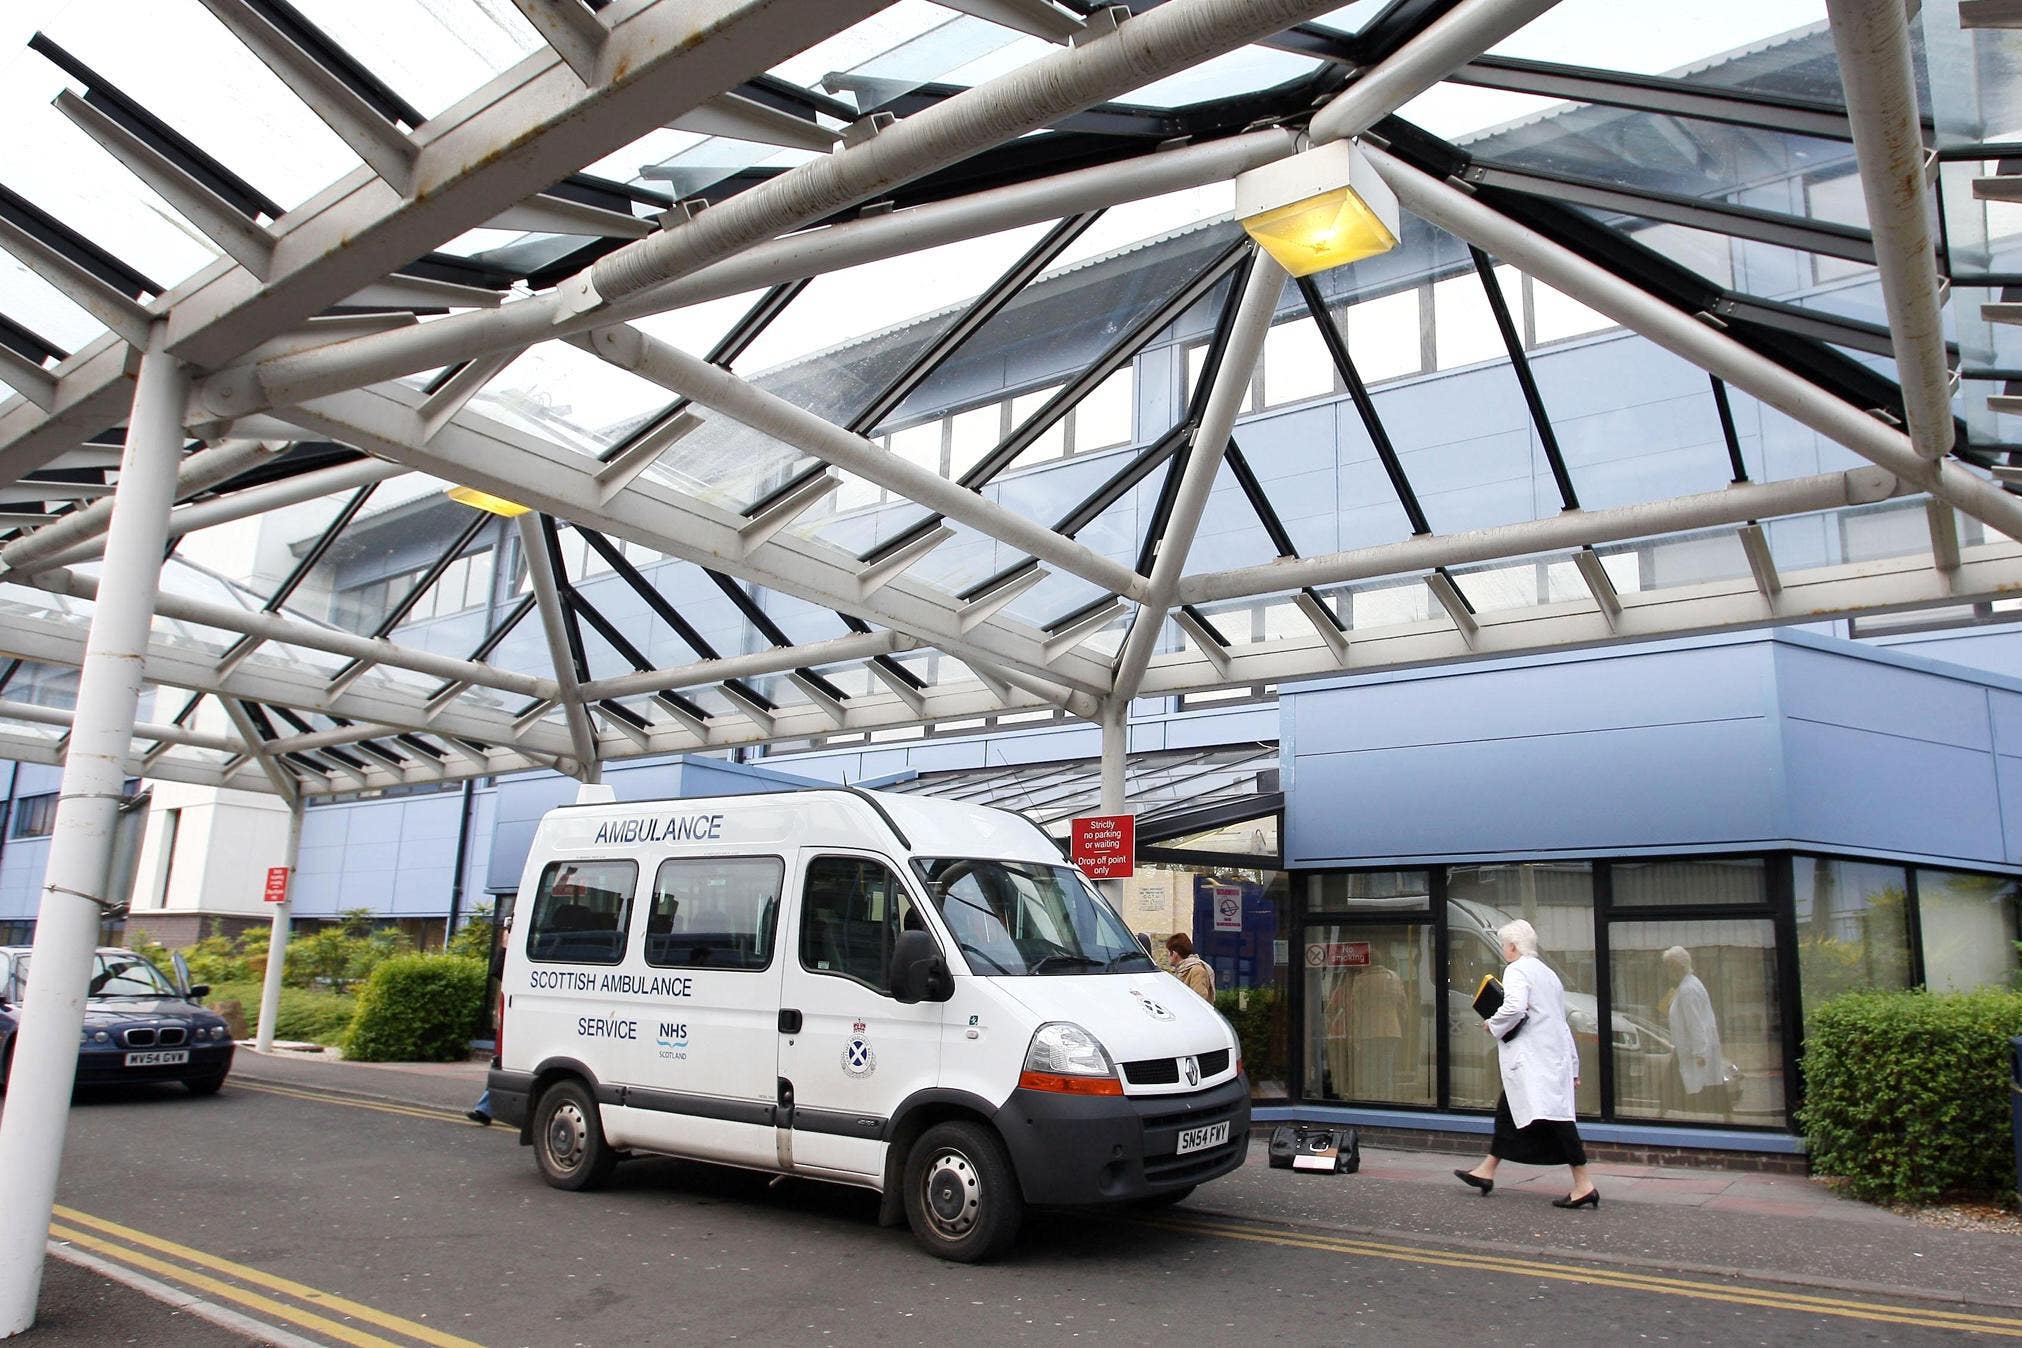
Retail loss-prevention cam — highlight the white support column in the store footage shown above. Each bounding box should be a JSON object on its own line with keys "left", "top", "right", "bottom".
{"left": 515, "top": 516, "right": 601, "bottom": 783}
{"left": 254, "top": 801, "right": 303, "bottom": 1055}
{"left": 1111, "top": 251, "right": 1288, "bottom": 706}
{"left": 1099, "top": 699, "right": 1128, "bottom": 817}
{"left": 1098, "top": 697, "right": 1129, "bottom": 911}
{"left": 0, "top": 347, "right": 188, "bottom": 1339}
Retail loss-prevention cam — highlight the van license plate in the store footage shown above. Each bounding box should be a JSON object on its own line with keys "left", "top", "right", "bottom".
{"left": 1176, "top": 1120, "right": 1230, "bottom": 1155}
{"left": 125, "top": 1050, "right": 188, "bottom": 1067}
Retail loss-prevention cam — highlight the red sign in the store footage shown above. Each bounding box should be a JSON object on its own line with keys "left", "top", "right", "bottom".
{"left": 1070, "top": 814, "right": 1135, "bottom": 879}
{"left": 262, "top": 867, "right": 290, "bottom": 904}
{"left": 1304, "top": 940, "right": 1370, "bottom": 969}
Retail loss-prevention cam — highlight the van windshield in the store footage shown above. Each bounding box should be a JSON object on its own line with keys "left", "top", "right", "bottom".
{"left": 912, "top": 858, "right": 1154, "bottom": 977}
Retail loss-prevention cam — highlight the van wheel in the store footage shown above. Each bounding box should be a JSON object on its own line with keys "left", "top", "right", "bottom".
{"left": 534, "top": 1080, "right": 617, "bottom": 1191}
{"left": 903, "top": 1121, "right": 1021, "bottom": 1263}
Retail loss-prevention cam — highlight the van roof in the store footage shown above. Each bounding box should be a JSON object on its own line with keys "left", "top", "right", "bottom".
{"left": 547, "top": 786, "right": 1066, "bottom": 864}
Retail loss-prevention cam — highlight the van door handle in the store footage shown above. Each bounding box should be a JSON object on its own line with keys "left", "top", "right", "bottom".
{"left": 778, "top": 1008, "right": 802, "bottom": 1034}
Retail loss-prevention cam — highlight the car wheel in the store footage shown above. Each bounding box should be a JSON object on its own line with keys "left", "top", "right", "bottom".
{"left": 184, "top": 1072, "right": 227, "bottom": 1097}
{"left": 533, "top": 1079, "right": 617, "bottom": 1191}
{"left": 902, "top": 1120, "right": 1022, "bottom": 1263}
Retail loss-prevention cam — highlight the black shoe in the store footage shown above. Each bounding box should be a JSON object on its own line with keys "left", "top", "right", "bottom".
{"left": 1453, "top": 1168, "right": 1493, "bottom": 1196}
{"left": 1552, "top": 1189, "right": 1599, "bottom": 1209}
{"left": 466, "top": 1109, "right": 492, "bottom": 1126}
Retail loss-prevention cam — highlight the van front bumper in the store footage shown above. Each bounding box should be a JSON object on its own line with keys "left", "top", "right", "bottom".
{"left": 995, "top": 1074, "right": 1250, "bottom": 1206}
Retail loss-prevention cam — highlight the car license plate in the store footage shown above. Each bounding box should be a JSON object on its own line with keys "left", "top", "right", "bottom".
{"left": 1176, "top": 1120, "right": 1230, "bottom": 1155}
{"left": 124, "top": 1050, "right": 189, "bottom": 1067}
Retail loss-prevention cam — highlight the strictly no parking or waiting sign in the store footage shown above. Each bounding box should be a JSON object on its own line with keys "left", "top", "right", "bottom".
{"left": 263, "top": 867, "right": 290, "bottom": 903}
{"left": 1070, "top": 814, "right": 1135, "bottom": 879}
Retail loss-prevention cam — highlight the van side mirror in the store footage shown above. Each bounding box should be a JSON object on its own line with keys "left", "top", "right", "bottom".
{"left": 889, "top": 930, "right": 953, "bottom": 1005}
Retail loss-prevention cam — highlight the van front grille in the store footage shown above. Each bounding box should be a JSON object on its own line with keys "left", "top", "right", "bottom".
{"left": 1121, "top": 1057, "right": 1179, "bottom": 1085}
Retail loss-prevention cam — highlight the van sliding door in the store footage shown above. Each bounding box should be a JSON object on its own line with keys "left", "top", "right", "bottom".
{"left": 776, "top": 851, "right": 945, "bottom": 1180}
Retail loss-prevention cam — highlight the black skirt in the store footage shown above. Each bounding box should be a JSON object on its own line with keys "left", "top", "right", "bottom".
{"left": 1489, "top": 1092, "right": 1587, "bottom": 1167}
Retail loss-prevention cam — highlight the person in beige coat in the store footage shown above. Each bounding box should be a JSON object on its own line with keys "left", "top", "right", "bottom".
{"left": 1166, "top": 932, "right": 1215, "bottom": 1002}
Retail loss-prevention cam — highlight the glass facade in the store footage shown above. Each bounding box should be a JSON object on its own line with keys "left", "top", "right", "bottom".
{"left": 1271, "top": 852, "right": 2018, "bottom": 1132}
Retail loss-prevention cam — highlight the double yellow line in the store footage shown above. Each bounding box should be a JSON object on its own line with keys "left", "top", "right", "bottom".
{"left": 231, "top": 1078, "right": 476, "bottom": 1126}
{"left": 1140, "top": 1213, "right": 2022, "bottom": 1338}
{"left": 50, "top": 1205, "right": 481, "bottom": 1348}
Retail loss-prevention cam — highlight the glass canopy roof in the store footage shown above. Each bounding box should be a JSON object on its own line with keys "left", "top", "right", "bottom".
{"left": 0, "top": 0, "right": 2011, "bottom": 798}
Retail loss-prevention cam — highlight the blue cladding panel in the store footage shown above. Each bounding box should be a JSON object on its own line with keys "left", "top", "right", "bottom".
{"left": 1775, "top": 644, "right": 1993, "bottom": 751}
{"left": 1288, "top": 716, "right": 1780, "bottom": 864}
{"left": 1781, "top": 718, "right": 2003, "bottom": 865}
{"left": 1285, "top": 633, "right": 2022, "bottom": 871}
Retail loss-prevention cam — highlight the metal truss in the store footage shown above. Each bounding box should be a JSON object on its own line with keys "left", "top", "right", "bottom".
{"left": 0, "top": 0, "right": 2002, "bottom": 802}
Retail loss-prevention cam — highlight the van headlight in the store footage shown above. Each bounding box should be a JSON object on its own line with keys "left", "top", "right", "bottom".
{"left": 1019, "top": 1022, "right": 1121, "bottom": 1096}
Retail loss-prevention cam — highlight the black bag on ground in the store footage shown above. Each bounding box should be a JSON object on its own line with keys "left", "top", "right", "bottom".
{"left": 1267, "top": 1123, "right": 1360, "bottom": 1174}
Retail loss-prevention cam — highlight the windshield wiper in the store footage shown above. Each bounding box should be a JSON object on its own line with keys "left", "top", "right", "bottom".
{"left": 1106, "top": 950, "right": 1156, "bottom": 971}
{"left": 1029, "top": 953, "right": 1105, "bottom": 974}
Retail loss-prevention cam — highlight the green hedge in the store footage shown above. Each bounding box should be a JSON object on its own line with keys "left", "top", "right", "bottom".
{"left": 206, "top": 980, "right": 357, "bottom": 1047}
{"left": 341, "top": 955, "right": 486, "bottom": 1063}
{"left": 1215, "top": 986, "right": 1286, "bottom": 1087}
{"left": 1798, "top": 989, "right": 2022, "bottom": 1204}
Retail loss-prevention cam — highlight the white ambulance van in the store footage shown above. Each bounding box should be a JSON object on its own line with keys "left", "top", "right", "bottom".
{"left": 488, "top": 787, "right": 1249, "bottom": 1261}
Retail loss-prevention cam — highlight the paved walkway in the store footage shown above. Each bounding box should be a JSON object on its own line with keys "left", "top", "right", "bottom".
{"left": 1347, "top": 1141, "right": 1897, "bottom": 1223}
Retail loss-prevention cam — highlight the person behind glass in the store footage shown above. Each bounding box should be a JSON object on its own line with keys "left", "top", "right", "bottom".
{"left": 1663, "top": 945, "right": 1729, "bottom": 1116}
{"left": 1454, "top": 919, "right": 1597, "bottom": 1209}
{"left": 1165, "top": 932, "right": 1215, "bottom": 1002}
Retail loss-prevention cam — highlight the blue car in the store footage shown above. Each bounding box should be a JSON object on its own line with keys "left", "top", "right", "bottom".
{"left": 0, "top": 946, "right": 235, "bottom": 1095}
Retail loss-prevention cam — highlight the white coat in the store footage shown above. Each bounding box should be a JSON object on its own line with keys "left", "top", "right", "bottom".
{"left": 1667, "top": 972, "right": 1726, "bottom": 1095}
{"left": 1483, "top": 954, "right": 1579, "bottom": 1128}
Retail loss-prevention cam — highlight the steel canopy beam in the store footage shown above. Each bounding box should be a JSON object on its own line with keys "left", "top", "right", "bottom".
{"left": 0, "top": 0, "right": 889, "bottom": 474}
{"left": 192, "top": 0, "right": 1362, "bottom": 416}
{"left": 1362, "top": 145, "right": 2022, "bottom": 544}
{"left": 1176, "top": 467, "right": 1909, "bottom": 606}
{"left": 265, "top": 381, "right": 1117, "bottom": 696}
{"left": 580, "top": 325, "right": 1149, "bottom": 601}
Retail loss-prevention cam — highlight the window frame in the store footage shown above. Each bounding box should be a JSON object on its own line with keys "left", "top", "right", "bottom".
{"left": 641, "top": 853, "right": 786, "bottom": 973}
{"left": 795, "top": 850, "right": 931, "bottom": 997}
{"left": 523, "top": 858, "right": 639, "bottom": 967}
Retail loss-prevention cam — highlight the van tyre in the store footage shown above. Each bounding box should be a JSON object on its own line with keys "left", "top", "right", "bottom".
{"left": 903, "top": 1121, "right": 1021, "bottom": 1263}
{"left": 534, "top": 1080, "right": 617, "bottom": 1191}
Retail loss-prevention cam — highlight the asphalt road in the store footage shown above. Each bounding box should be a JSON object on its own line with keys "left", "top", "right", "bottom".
{"left": 30, "top": 1066, "right": 2022, "bottom": 1347}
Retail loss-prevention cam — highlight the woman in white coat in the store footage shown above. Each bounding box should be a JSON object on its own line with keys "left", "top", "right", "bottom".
{"left": 1453, "top": 920, "right": 1597, "bottom": 1208}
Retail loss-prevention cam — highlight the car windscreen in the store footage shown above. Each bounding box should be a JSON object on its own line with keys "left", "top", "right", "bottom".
{"left": 15, "top": 951, "right": 179, "bottom": 999}
{"left": 912, "top": 857, "right": 1155, "bottom": 977}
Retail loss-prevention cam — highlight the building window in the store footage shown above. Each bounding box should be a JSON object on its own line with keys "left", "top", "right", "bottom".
{"left": 1916, "top": 867, "right": 2021, "bottom": 992}
{"left": 1792, "top": 857, "right": 1914, "bottom": 1015}
{"left": 11, "top": 792, "right": 55, "bottom": 838}
{"left": 337, "top": 547, "right": 497, "bottom": 628}
{"left": 1607, "top": 915, "right": 1783, "bottom": 1127}
{"left": 1445, "top": 863, "right": 1599, "bottom": 1117}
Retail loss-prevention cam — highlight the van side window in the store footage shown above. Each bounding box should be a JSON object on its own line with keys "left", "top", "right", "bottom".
{"left": 644, "top": 857, "right": 782, "bottom": 971}
{"left": 798, "top": 856, "right": 922, "bottom": 994}
{"left": 526, "top": 860, "right": 637, "bottom": 965}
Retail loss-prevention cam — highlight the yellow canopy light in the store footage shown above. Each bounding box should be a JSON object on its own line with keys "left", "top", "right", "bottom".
{"left": 1235, "top": 139, "right": 1400, "bottom": 278}
{"left": 444, "top": 485, "right": 532, "bottom": 517}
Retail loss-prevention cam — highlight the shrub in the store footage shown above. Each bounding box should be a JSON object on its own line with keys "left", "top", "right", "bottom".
{"left": 342, "top": 955, "right": 486, "bottom": 1063}
{"left": 1214, "top": 985, "right": 1287, "bottom": 1088}
{"left": 206, "top": 979, "right": 356, "bottom": 1046}
{"left": 446, "top": 905, "right": 495, "bottom": 963}
{"left": 1799, "top": 988, "right": 2022, "bottom": 1204}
